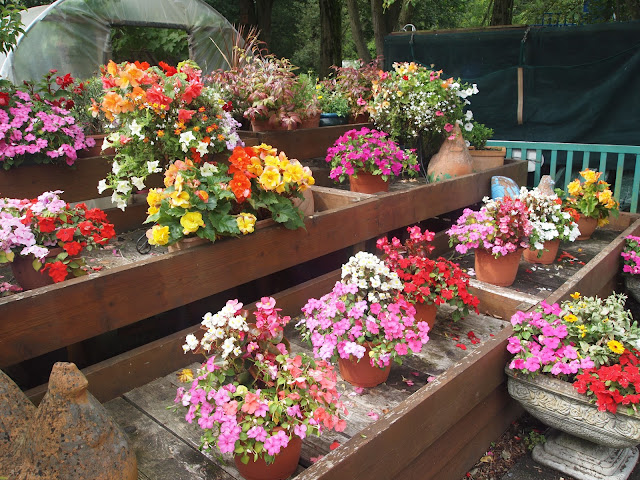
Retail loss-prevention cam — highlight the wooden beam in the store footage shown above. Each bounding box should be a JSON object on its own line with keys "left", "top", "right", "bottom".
{"left": 26, "top": 270, "right": 342, "bottom": 404}
{"left": 294, "top": 326, "right": 515, "bottom": 480}
{"left": 1, "top": 163, "right": 526, "bottom": 367}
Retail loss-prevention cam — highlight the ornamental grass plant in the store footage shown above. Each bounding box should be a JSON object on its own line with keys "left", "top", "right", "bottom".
{"left": 0, "top": 190, "right": 115, "bottom": 283}
{"left": 176, "top": 297, "right": 347, "bottom": 465}
{"left": 507, "top": 292, "right": 640, "bottom": 414}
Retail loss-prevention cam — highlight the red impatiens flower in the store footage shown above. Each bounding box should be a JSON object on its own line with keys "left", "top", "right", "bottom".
{"left": 37, "top": 216, "right": 57, "bottom": 233}
{"left": 42, "top": 261, "right": 69, "bottom": 283}
{"left": 77, "top": 220, "right": 94, "bottom": 236}
{"left": 56, "top": 227, "right": 76, "bottom": 242}
{"left": 63, "top": 241, "right": 83, "bottom": 256}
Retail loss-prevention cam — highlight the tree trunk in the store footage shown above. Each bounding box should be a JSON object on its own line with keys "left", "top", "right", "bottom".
{"left": 490, "top": 0, "right": 514, "bottom": 25}
{"left": 238, "top": 0, "right": 257, "bottom": 30}
{"left": 319, "top": 0, "right": 343, "bottom": 78}
{"left": 255, "top": 0, "right": 275, "bottom": 49}
{"left": 346, "top": 0, "right": 371, "bottom": 62}
{"left": 396, "top": 0, "right": 415, "bottom": 31}
{"left": 370, "top": 0, "right": 386, "bottom": 63}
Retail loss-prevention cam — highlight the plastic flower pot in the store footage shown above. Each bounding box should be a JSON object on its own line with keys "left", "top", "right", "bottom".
{"left": 319, "top": 113, "right": 348, "bottom": 127}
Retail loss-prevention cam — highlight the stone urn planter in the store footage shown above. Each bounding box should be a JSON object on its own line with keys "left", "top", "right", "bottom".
{"left": 505, "top": 367, "right": 640, "bottom": 480}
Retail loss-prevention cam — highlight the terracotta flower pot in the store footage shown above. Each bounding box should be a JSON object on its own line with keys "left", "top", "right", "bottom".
{"left": 338, "top": 343, "right": 390, "bottom": 388}
{"left": 9, "top": 247, "right": 64, "bottom": 291}
{"left": 251, "top": 119, "right": 289, "bottom": 132}
{"left": 349, "top": 172, "right": 389, "bottom": 194}
{"left": 523, "top": 239, "right": 561, "bottom": 265}
{"left": 413, "top": 301, "right": 437, "bottom": 331}
{"left": 234, "top": 434, "right": 302, "bottom": 480}
{"left": 167, "top": 236, "right": 210, "bottom": 253}
{"left": 474, "top": 248, "right": 522, "bottom": 287}
{"left": 76, "top": 134, "right": 115, "bottom": 158}
{"left": 300, "top": 114, "right": 320, "bottom": 129}
{"left": 469, "top": 146, "right": 506, "bottom": 172}
{"left": 576, "top": 215, "right": 598, "bottom": 240}
{"left": 349, "top": 112, "right": 370, "bottom": 124}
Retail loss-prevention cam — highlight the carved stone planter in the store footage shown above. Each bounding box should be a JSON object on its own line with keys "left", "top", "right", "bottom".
{"left": 506, "top": 367, "right": 640, "bottom": 480}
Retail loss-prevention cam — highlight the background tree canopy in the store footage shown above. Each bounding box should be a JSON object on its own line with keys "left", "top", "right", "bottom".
{"left": 8, "top": 0, "right": 639, "bottom": 75}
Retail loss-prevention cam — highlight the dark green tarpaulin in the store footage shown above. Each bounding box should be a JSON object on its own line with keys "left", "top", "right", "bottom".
{"left": 384, "top": 22, "right": 640, "bottom": 145}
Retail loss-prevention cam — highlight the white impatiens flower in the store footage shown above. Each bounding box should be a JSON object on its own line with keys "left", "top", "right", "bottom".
{"left": 97, "top": 179, "right": 108, "bottom": 194}
{"left": 131, "top": 176, "right": 146, "bottom": 191}
{"left": 147, "top": 160, "right": 162, "bottom": 174}
{"left": 200, "top": 162, "right": 218, "bottom": 176}
{"left": 179, "top": 131, "right": 196, "bottom": 152}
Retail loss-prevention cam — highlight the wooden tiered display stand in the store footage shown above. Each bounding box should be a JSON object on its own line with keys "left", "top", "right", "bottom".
{"left": 9, "top": 127, "right": 638, "bottom": 479}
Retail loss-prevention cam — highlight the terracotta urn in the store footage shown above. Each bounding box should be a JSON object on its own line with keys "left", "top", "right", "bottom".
{"left": 426, "top": 124, "right": 473, "bottom": 182}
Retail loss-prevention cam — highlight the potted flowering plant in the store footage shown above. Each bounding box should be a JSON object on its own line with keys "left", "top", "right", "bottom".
{"left": 176, "top": 297, "right": 347, "bottom": 480}
{"left": 377, "top": 225, "right": 479, "bottom": 324}
{"left": 315, "top": 78, "right": 350, "bottom": 126}
{"left": 622, "top": 235, "right": 640, "bottom": 303}
{"left": 505, "top": 293, "right": 640, "bottom": 479}
{"left": 297, "top": 251, "right": 431, "bottom": 388}
{"left": 332, "top": 58, "right": 380, "bottom": 123}
{"left": 145, "top": 144, "right": 314, "bottom": 248}
{"left": 97, "top": 60, "right": 243, "bottom": 209}
{"left": 518, "top": 187, "right": 580, "bottom": 264}
{"left": 367, "top": 61, "right": 477, "bottom": 154}
{"left": 325, "top": 127, "right": 419, "bottom": 194}
{"left": 0, "top": 190, "right": 115, "bottom": 290}
{"left": 561, "top": 169, "right": 619, "bottom": 240}
{"left": 447, "top": 195, "right": 532, "bottom": 287}
{"left": 0, "top": 70, "right": 96, "bottom": 169}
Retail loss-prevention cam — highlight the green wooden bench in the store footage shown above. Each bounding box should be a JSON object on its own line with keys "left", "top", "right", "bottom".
{"left": 486, "top": 140, "right": 640, "bottom": 213}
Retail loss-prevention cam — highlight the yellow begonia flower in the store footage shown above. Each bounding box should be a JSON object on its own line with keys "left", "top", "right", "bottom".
{"left": 180, "top": 211, "right": 205, "bottom": 234}
{"left": 567, "top": 179, "right": 583, "bottom": 196}
{"left": 247, "top": 158, "right": 263, "bottom": 177}
{"left": 237, "top": 213, "right": 257, "bottom": 235}
{"left": 284, "top": 162, "right": 304, "bottom": 184}
{"left": 597, "top": 189, "right": 612, "bottom": 205}
{"left": 607, "top": 340, "right": 625, "bottom": 354}
{"left": 170, "top": 190, "right": 191, "bottom": 208}
{"left": 148, "top": 225, "right": 169, "bottom": 246}
{"left": 147, "top": 188, "right": 163, "bottom": 207}
{"left": 257, "top": 143, "right": 277, "bottom": 156}
{"left": 147, "top": 206, "right": 159, "bottom": 216}
{"left": 580, "top": 169, "right": 600, "bottom": 185}
{"left": 563, "top": 314, "right": 578, "bottom": 323}
{"left": 264, "top": 155, "right": 280, "bottom": 168}
{"left": 174, "top": 173, "right": 185, "bottom": 193}
{"left": 259, "top": 166, "right": 281, "bottom": 191}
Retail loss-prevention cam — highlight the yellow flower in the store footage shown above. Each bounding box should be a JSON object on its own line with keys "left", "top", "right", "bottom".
{"left": 264, "top": 154, "right": 280, "bottom": 168}
{"left": 147, "top": 188, "right": 163, "bottom": 207}
{"left": 607, "top": 340, "right": 625, "bottom": 354}
{"left": 147, "top": 205, "right": 159, "bottom": 216}
{"left": 180, "top": 211, "right": 205, "bottom": 234}
{"left": 570, "top": 292, "right": 581, "bottom": 300}
{"left": 174, "top": 173, "right": 185, "bottom": 193}
{"left": 169, "top": 190, "right": 191, "bottom": 208}
{"left": 257, "top": 143, "right": 277, "bottom": 156}
{"left": 407, "top": 62, "right": 418, "bottom": 73}
{"left": 283, "top": 161, "right": 304, "bottom": 184}
{"left": 567, "top": 179, "right": 583, "bottom": 196}
{"left": 259, "top": 165, "right": 281, "bottom": 191}
{"left": 237, "top": 213, "right": 257, "bottom": 235}
{"left": 563, "top": 314, "right": 578, "bottom": 323}
{"left": 597, "top": 189, "right": 612, "bottom": 205}
{"left": 247, "top": 157, "right": 263, "bottom": 177}
{"left": 177, "top": 368, "right": 194, "bottom": 383}
{"left": 396, "top": 91, "right": 403, "bottom": 97}
{"left": 148, "top": 225, "right": 169, "bottom": 246}
{"left": 580, "top": 169, "right": 600, "bottom": 185}
{"left": 577, "top": 325, "right": 587, "bottom": 338}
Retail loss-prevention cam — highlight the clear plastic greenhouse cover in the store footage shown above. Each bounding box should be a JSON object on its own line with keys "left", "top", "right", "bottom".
{"left": 0, "top": 0, "right": 240, "bottom": 83}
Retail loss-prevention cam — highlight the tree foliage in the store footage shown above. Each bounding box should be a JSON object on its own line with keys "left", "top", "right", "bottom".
{"left": 0, "top": 1, "right": 25, "bottom": 55}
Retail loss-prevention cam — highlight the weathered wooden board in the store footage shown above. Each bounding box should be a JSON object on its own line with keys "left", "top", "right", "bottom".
{"left": 1, "top": 162, "right": 526, "bottom": 369}
{"left": 104, "top": 397, "right": 235, "bottom": 480}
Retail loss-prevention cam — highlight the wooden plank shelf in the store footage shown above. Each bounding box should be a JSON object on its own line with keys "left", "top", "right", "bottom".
{"left": 0, "top": 161, "right": 527, "bottom": 371}
{"left": 99, "top": 214, "right": 640, "bottom": 480}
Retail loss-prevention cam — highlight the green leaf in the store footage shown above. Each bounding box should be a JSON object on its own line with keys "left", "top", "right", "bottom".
{"left": 32, "top": 258, "right": 42, "bottom": 271}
